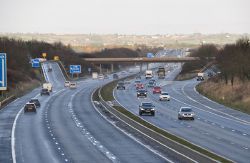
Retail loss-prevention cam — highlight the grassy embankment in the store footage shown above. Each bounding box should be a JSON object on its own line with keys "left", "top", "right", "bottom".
{"left": 177, "top": 38, "right": 250, "bottom": 114}
{"left": 197, "top": 78, "right": 250, "bottom": 114}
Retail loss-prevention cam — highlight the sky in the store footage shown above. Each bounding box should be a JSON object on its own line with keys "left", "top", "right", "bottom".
{"left": 0, "top": 0, "right": 249, "bottom": 34}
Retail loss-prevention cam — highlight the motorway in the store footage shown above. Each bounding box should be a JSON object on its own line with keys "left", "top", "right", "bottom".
{"left": 0, "top": 49, "right": 249, "bottom": 163}
{"left": 114, "top": 64, "right": 250, "bottom": 163}
{"left": 0, "top": 62, "right": 177, "bottom": 163}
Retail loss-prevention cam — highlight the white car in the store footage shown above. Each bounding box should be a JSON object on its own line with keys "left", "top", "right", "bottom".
{"left": 64, "top": 81, "right": 70, "bottom": 87}
{"left": 69, "top": 82, "right": 77, "bottom": 89}
{"left": 178, "top": 107, "right": 195, "bottom": 120}
{"left": 159, "top": 92, "right": 170, "bottom": 101}
{"left": 98, "top": 74, "right": 104, "bottom": 80}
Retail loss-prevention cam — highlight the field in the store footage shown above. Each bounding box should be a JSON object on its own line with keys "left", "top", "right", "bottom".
{"left": 1, "top": 33, "right": 248, "bottom": 52}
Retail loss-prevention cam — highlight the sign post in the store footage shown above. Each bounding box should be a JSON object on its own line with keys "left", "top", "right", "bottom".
{"left": 0, "top": 53, "right": 7, "bottom": 91}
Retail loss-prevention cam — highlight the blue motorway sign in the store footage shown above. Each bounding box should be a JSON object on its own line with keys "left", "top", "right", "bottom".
{"left": 31, "top": 59, "right": 40, "bottom": 68}
{"left": 147, "top": 53, "right": 154, "bottom": 58}
{"left": 0, "top": 53, "right": 7, "bottom": 90}
{"left": 70, "top": 65, "right": 81, "bottom": 74}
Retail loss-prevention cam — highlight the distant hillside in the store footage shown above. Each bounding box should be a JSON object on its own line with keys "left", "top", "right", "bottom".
{"left": 1, "top": 33, "right": 249, "bottom": 52}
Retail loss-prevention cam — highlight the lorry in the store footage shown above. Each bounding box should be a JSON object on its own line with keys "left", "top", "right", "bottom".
{"left": 42, "top": 83, "right": 53, "bottom": 92}
{"left": 197, "top": 73, "right": 204, "bottom": 81}
{"left": 145, "top": 70, "right": 153, "bottom": 79}
{"left": 157, "top": 67, "right": 165, "bottom": 79}
{"left": 92, "top": 72, "right": 98, "bottom": 79}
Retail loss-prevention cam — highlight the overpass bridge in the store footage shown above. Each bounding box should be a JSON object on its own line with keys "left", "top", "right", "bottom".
{"left": 83, "top": 57, "right": 200, "bottom": 63}
{"left": 83, "top": 57, "right": 200, "bottom": 73}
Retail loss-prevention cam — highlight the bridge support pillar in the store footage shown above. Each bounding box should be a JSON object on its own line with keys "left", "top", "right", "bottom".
{"left": 140, "top": 63, "right": 142, "bottom": 73}
{"left": 99, "top": 64, "right": 102, "bottom": 74}
{"left": 111, "top": 64, "right": 114, "bottom": 73}
{"left": 146, "top": 63, "right": 149, "bottom": 70}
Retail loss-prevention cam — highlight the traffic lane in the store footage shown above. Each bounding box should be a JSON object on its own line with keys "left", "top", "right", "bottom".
{"left": 16, "top": 93, "right": 61, "bottom": 163}
{"left": 46, "top": 87, "right": 114, "bottom": 163}
{"left": 62, "top": 82, "right": 167, "bottom": 163}
{"left": 15, "top": 90, "right": 66, "bottom": 163}
{"left": 148, "top": 79, "right": 250, "bottom": 162}
{"left": 14, "top": 62, "right": 67, "bottom": 163}
{"left": 114, "top": 83, "right": 250, "bottom": 162}
{"left": 43, "top": 62, "right": 65, "bottom": 89}
{"left": 146, "top": 90, "right": 250, "bottom": 162}
{"left": 166, "top": 80, "right": 250, "bottom": 134}
{"left": 0, "top": 88, "right": 41, "bottom": 163}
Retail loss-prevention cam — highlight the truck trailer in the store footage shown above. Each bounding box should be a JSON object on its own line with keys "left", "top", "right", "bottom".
{"left": 157, "top": 67, "right": 165, "bottom": 79}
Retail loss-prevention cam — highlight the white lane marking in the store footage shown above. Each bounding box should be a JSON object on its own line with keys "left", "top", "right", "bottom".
{"left": 112, "top": 90, "right": 202, "bottom": 163}
{"left": 160, "top": 80, "right": 250, "bottom": 125}
{"left": 114, "top": 79, "right": 233, "bottom": 163}
{"left": 181, "top": 83, "right": 250, "bottom": 125}
{"left": 55, "top": 62, "right": 66, "bottom": 81}
{"left": 11, "top": 93, "right": 39, "bottom": 163}
{"left": 41, "top": 63, "right": 49, "bottom": 82}
{"left": 91, "top": 90, "right": 176, "bottom": 163}
{"left": 69, "top": 88, "right": 119, "bottom": 163}
{"left": 164, "top": 81, "right": 250, "bottom": 126}
{"left": 11, "top": 88, "right": 66, "bottom": 163}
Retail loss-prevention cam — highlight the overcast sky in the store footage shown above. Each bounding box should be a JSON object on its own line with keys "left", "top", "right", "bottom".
{"left": 0, "top": 0, "right": 249, "bottom": 34}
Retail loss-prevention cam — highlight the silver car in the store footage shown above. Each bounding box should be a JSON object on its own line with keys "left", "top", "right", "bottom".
{"left": 178, "top": 107, "right": 195, "bottom": 120}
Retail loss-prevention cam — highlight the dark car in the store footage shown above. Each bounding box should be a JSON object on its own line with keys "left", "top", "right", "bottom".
{"left": 48, "top": 67, "right": 52, "bottom": 72}
{"left": 135, "top": 75, "right": 141, "bottom": 80}
{"left": 104, "top": 74, "right": 109, "bottom": 79}
{"left": 24, "top": 102, "right": 37, "bottom": 113}
{"left": 29, "top": 98, "right": 41, "bottom": 108}
{"left": 137, "top": 89, "right": 147, "bottom": 98}
{"left": 197, "top": 76, "right": 204, "bottom": 81}
{"left": 147, "top": 80, "right": 156, "bottom": 87}
{"left": 40, "top": 88, "right": 50, "bottom": 96}
{"left": 117, "top": 81, "right": 125, "bottom": 90}
{"left": 139, "top": 102, "right": 155, "bottom": 116}
{"left": 113, "top": 74, "right": 119, "bottom": 79}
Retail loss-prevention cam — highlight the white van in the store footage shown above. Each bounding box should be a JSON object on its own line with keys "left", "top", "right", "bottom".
{"left": 43, "top": 83, "right": 53, "bottom": 92}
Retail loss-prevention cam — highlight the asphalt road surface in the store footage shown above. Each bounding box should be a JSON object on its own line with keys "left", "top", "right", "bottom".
{"left": 114, "top": 64, "right": 250, "bottom": 163}
{"left": 1, "top": 62, "right": 174, "bottom": 163}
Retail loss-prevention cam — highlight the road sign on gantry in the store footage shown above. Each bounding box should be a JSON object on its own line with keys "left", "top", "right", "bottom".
{"left": 70, "top": 65, "right": 81, "bottom": 74}
{"left": 0, "top": 53, "right": 7, "bottom": 90}
{"left": 147, "top": 53, "right": 154, "bottom": 58}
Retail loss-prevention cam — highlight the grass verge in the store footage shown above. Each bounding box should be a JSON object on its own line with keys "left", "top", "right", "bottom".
{"left": 196, "top": 79, "right": 250, "bottom": 115}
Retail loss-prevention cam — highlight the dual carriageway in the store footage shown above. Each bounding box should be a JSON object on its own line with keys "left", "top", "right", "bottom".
{"left": 0, "top": 50, "right": 249, "bottom": 163}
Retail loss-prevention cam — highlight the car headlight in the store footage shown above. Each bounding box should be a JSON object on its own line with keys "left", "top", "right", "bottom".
{"left": 140, "top": 108, "right": 144, "bottom": 110}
